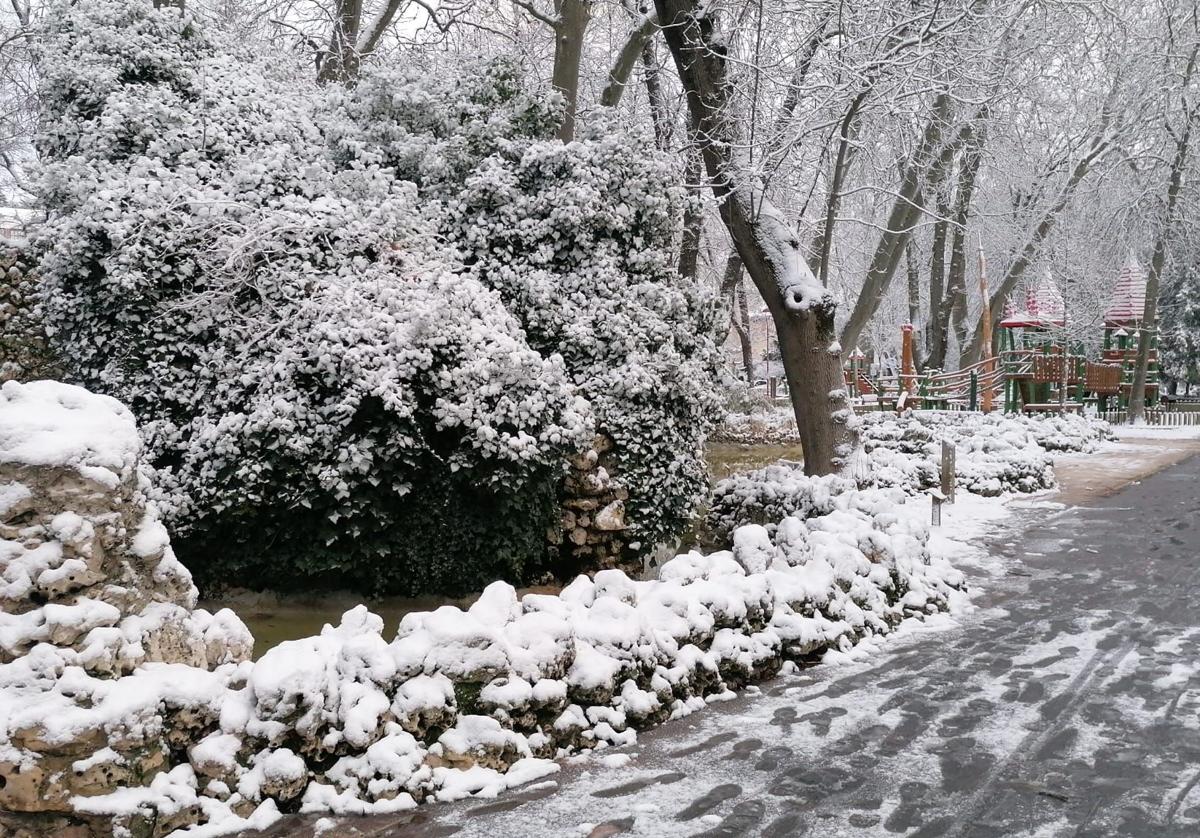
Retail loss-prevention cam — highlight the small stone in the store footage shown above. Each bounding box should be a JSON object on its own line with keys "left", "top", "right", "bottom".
{"left": 570, "top": 449, "right": 599, "bottom": 470}
{"left": 594, "top": 501, "right": 626, "bottom": 532}
{"left": 569, "top": 527, "right": 588, "bottom": 546}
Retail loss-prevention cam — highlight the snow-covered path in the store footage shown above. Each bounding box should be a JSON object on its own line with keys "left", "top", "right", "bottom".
{"left": 252, "top": 455, "right": 1200, "bottom": 838}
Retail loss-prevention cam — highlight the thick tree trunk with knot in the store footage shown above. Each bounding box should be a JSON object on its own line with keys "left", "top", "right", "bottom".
{"left": 654, "top": 0, "right": 857, "bottom": 475}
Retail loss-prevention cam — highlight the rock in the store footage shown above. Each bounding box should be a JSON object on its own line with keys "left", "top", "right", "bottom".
{"left": 435, "top": 715, "right": 528, "bottom": 771}
{"left": 593, "top": 501, "right": 626, "bottom": 532}
{"left": 0, "top": 381, "right": 252, "bottom": 817}
{"left": 570, "top": 449, "right": 599, "bottom": 470}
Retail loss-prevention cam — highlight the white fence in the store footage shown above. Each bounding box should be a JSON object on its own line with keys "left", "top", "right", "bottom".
{"left": 1100, "top": 409, "right": 1200, "bottom": 426}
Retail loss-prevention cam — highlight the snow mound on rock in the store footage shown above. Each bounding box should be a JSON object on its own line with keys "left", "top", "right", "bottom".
{"left": 0, "top": 380, "right": 141, "bottom": 488}
{"left": 0, "top": 380, "right": 253, "bottom": 835}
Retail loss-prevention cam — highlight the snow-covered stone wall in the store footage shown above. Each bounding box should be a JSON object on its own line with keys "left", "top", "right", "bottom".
{"left": 0, "top": 383, "right": 966, "bottom": 836}
{"left": 0, "top": 381, "right": 252, "bottom": 833}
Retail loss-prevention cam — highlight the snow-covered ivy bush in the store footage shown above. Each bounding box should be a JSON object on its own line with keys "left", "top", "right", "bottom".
{"left": 32, "top": 1, "right": 590, "bottom": 593}
{"left": 704, "top": 468, "right": 856, "bottom": 546}
{"left": 32, "top": 0, "right": 719, "bottom": 593}
{"left": 326, "top": 63, "right": 723, "bottom": 554}
{"left": 0, "top": 247, "right": 57, "bottom": 384}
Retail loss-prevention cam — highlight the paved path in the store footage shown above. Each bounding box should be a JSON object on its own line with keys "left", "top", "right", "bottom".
{"left": 265, "top": 454, "right": 1200, "bottom": 838}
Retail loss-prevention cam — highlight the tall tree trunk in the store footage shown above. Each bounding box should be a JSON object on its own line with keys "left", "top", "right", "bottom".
{"left": 551, "top": 0, "right": 593, "bottom": 142}
{"left": 600, "top": 12, "right": 658, "bottom": 107}
{"left": 318, "top": 0, "right": 364, "bottom": 83}
{"left": 717, "top": 254, "right": 754, "bottom": 383}
{"left": 905, "top": 239, "right": 921, "bottom": 326}
{"left": 928, "top": 127, "right": 984, "bottom": 368}
{"left": 677, "top": 147, "right": 704, "bottom": 282}
{"left": 734, "top": 278, "right": 755, "bottom": 383}
{"left": 926, "top": 207, "right": 949, "bottom": 366}
{"left": 655, "top": 0, "right": 857, "bottom": 475}
{"left": 944, "top": 132, "right": 983, "bottom": 364}
{"left": 641, "top": 38, "right": 672, "bottom": 149}
{"left": 948, "top": 231, "right": 970, "bottom": 356}
{"left": 839, "top": 94, "right": 976, "bottom": 353}
{"left": 314, "top": 0, "right": 404, "bottom": 83}
{"left": 811, "top": 91, "right": 868, "bottom": 284}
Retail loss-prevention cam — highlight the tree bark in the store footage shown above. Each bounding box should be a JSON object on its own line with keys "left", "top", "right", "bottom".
{"left": 655, "top": 0, "right": 857, "bottom": 475}
{"left": 317, "top": 0, "right": 364, "bottom": 83}
{"left": 551, "top": 0, "right": 593, "bottom": 142}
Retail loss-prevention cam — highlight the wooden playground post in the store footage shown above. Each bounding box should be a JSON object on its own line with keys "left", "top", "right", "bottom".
{"left": 978, "top": 240, "right": 995, "bottom": 413}
{"left": 901, "top": 324, "right": 916, "bottom": 396}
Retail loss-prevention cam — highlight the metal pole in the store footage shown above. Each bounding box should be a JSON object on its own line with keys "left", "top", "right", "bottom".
{"left": 940, "top": 440, "right": 956, "bottom": 504}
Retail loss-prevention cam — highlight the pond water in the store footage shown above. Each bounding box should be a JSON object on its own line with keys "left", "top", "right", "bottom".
{"left": 207, "top": 442, "right": 805, "bottom": 656}
{"left": 705, "top": 441, "right": 804, "bottom": 480}
{"left": 201, "top": 585, "right": 563, "bottom": 660}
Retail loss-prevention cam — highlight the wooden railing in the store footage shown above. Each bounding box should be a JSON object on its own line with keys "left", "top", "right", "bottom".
{"left": 865, "top": 355, "right": 1005, "bottom": 411}
{"left": 853, "top": 349, "right": 1126, "bottom": 413}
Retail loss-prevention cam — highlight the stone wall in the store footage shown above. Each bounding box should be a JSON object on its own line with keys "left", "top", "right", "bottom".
{"left": 0, "top": 381, "right": 965, "bottom": 837}
{"left": 552, "top": 433, "right": 633, "bottom": 575}
{"left": 0, "top": 380, "right": 252, "bottom": 835}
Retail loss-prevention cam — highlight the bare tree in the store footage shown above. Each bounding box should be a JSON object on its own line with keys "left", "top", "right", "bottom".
{"left": 1129, "top": 2, "right": 1200, "bottom": 422}
{"left": 316, "top": 0, "right": 413, "bottom": 82}
{"left": 654, "top": 0, "right": 857, "bottom": 475}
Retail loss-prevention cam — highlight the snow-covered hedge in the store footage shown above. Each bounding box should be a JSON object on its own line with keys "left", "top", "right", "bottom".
{"left": 4, "top": 500, "right": 963, "bottom": 835}
{"left": 860, "top": 410, "right": 1110, "bottom": 496}
{"left": 705, "top": 469, "right": 856, "bottom": 545}
{"left": 710, "top": 406, "right": 800, "bottom": 445}
{"left": 327, "top": 62, "right": 722, "bottom": 559}
{"left": 706, "top": 411, "right": 1111, "bottom": 541}
{"left": 0, "top": 249, "right": 58, "bottom": 386}
{"left": 0, "top": 382, "right": 965, "bottom": 835}
{"left": 32, "top": 0, "right": 718, "bottom": 594}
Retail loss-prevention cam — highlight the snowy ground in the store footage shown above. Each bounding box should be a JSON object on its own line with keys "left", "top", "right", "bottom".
{"left": 248, "top": 446, "right": 1200, "bottom": 838}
